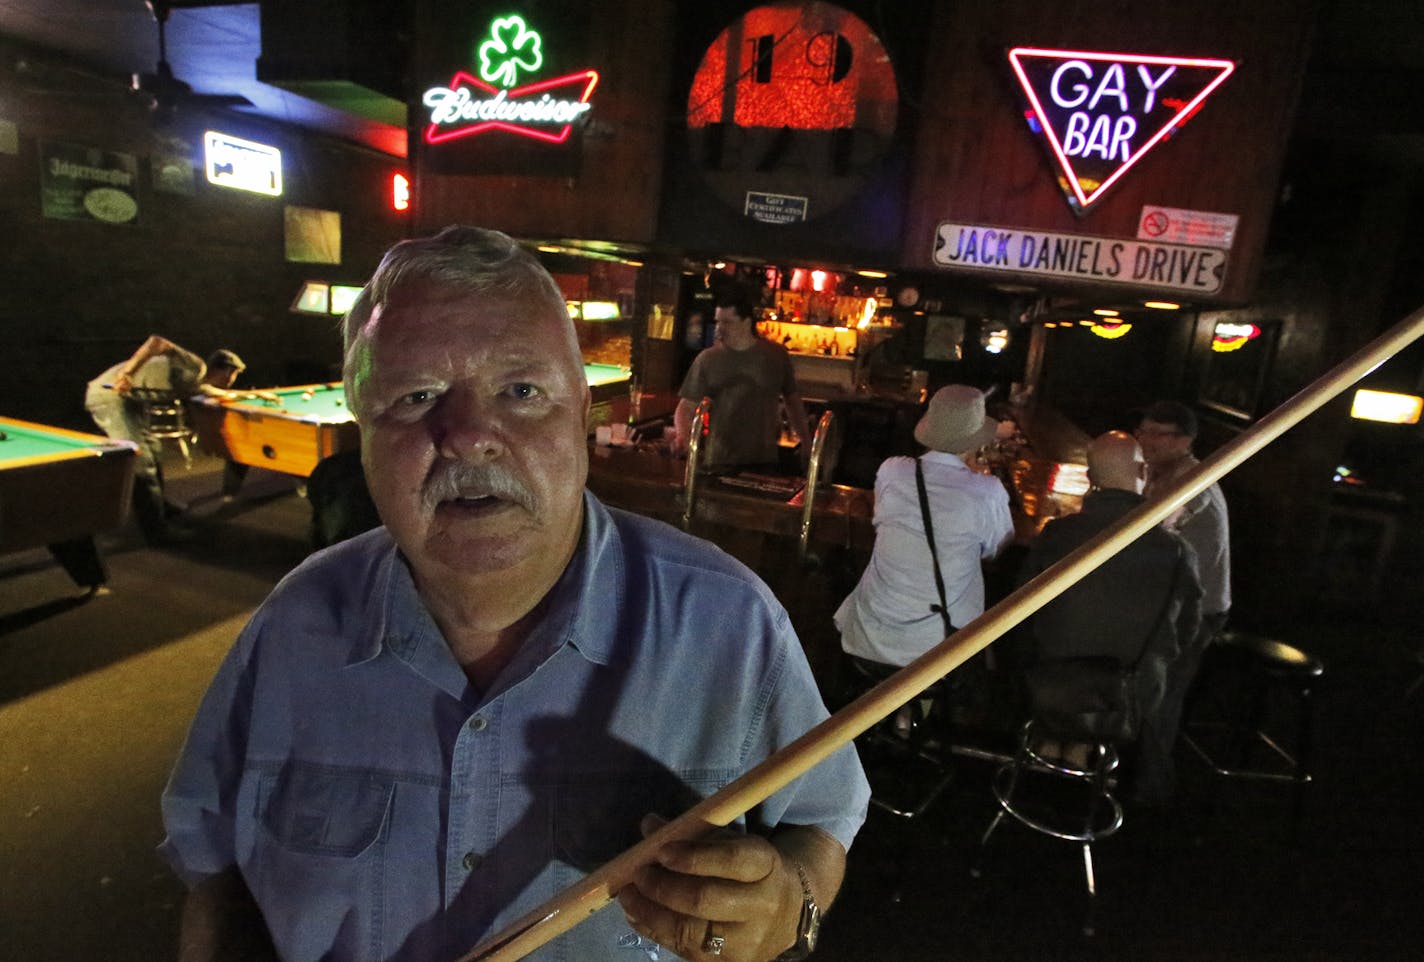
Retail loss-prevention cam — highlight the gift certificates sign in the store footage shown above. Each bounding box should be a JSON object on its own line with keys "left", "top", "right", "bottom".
{"left": 1007, "top": 47, "right": 1235, "bottom": 215}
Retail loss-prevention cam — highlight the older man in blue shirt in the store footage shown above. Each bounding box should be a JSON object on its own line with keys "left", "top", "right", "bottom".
{"left": 160, "top": 227, "right": 868, "bottom": 962}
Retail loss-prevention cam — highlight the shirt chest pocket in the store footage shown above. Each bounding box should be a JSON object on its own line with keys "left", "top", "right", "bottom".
{"left": 551, "top": 770, "right": 726, "bottom": 872}
{"left": 257, "top": 763, "right": 395, "bottom": 857}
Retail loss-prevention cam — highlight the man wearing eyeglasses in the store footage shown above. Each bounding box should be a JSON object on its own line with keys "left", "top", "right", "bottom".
{"left": 1134, "top": 400, "right": 1231, "bottom": 797}
{"left": 1134, "top": 401, "right": 1231, "bottom": 635}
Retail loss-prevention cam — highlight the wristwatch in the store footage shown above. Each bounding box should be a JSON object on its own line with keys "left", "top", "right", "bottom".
{"left": 772, "top": 862, "right": 821, "bottom": 960}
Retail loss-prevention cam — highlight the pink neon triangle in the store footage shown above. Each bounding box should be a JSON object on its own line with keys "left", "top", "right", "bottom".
{"left": 1007, "top": 47, "right": 1235, "bottom": 214}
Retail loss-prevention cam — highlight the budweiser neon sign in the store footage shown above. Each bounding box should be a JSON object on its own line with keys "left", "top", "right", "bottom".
{"left": 1007, "top": 47, "right": 1235, "bottom": 214}
{"left": 423, "top": 71, "right": 598, "bottom": 144}
{"left": 422, "top": 14, "right": 599, "bottom": 145}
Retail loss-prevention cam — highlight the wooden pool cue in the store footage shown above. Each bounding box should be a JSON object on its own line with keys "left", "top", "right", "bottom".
{"left": 459, "top": 304, "right": 1424, "bottom": 962}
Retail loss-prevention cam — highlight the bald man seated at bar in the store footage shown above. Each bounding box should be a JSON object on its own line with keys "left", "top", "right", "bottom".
{"left": 1015, "top": 431, "right": 1203, "bottom": 802}
{"left": 159, "top": 226, "right": 869, "bottom": 962}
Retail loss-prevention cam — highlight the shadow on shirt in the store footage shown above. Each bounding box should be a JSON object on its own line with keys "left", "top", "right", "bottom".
{"left": 383, "top": 714, "right": 728, "bottom": 960}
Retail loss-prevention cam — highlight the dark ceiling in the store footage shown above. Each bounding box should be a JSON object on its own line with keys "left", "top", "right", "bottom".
{"left": 5, "top": 0, "right": 1424, "bottom": 166}
{"left": 0, "top": 0, "right": 408, "bottom": 156}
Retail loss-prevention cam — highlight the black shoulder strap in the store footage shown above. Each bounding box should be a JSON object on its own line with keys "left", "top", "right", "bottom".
{"left": 915, "top": 457, "right": 957, "bottom": 637}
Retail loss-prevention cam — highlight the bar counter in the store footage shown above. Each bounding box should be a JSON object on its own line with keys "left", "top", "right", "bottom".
{"left": 587, "top": 441, "right": 876, "bottom": 554}
{"left": 586, "top": 398, "right": 1093, "bottom": 556}
{"left": 584, "top": 400, "right": 1091, "bottom": 686}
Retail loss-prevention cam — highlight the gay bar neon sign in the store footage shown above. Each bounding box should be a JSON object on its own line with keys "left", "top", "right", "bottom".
{"left": 422, "top": 14, "right": 599, "bottom": 145}
{"left": 1008, "top": 47, "right": 1235, "bottom": 214}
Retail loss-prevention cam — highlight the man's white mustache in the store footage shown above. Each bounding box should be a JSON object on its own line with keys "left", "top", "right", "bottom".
{"left": 422, "top": 462, "right": 535, "bottom": 512}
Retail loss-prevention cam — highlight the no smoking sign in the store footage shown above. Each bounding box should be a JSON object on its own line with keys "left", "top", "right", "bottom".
{"left": 1137, "top": 204, "right": 1238, "bottom": 250}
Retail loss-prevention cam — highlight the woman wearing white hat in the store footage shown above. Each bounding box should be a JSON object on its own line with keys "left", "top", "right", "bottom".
{"left": 834, "top": 384, "right": 1015, "bottom": 667}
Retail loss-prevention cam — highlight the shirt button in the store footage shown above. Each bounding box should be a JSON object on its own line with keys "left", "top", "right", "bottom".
{"left": 468, "top": 715, "right": 488, "bottom": 732}
{"left": 462, "top": 851, "right": 482, "bottom": 872}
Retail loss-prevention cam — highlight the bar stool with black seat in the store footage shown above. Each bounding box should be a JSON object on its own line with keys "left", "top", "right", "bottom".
{"left": 1180, "top": 628, "right": 1324, "bottom": 830}
{"left": 840, "top": 655, "right": 960, "bottom": 907}
{"left": 128, "top": 387, "right": 194, "bottom": 469}
{"left": 843, "top": 655, "right": 956, "bottom": 820}
{"left": 971, "top": 657, "right": 1137, "bottom": 937}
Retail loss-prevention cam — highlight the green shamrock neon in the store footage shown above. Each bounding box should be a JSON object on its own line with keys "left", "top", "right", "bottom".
{"left": 477, "top": 15, "right": 544, "bottom": 89}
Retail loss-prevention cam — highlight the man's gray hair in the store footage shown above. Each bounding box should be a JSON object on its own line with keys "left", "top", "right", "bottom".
{"left": 342, "top": 226, "right": 569, "bottom": 412}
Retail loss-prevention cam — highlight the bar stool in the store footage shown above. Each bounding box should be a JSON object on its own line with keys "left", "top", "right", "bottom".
{"left": 1180, "top": 629, "right": 1324, "bottom": 830}
{"left": 843, "top": 655, "right": 955, "bottom": 820}
{"left": 972, "top": 717, "right": 1125, "bottom": 936}
{"left": 129, "top": 387, "right": 194, "bottom": 469}
{"left": 843, "top": 655, "right": 959, "bottom": 907}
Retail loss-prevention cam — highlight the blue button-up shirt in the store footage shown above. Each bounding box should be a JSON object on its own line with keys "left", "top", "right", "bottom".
{"left": 160, "top": 492, "right": 868, "bottom": 962}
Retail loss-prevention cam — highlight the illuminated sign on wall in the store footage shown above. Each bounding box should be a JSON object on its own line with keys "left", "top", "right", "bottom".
{"left": 291, "top": 282, "right": 329, "bottom": 314}
{"left": 1007, "top": 48, "right": 1235, "bottom": 214}
{"left": 686, "top": 2, "right": 899, "bottom": 222}
{"left": 934, "top": 221, "right": 1227, "bottom": 294}
{"left": 330, "top": 285, "right": 363, "bottom": 314}
{"left": 204, "top": 131, "right": 282, "bottom": 196}
{"left": 422, "top": 15, "right": 598, "bottom": 145}
{"left": 1350, "top": 389, "right": 1423, "bottom": 424}
{"left": 1089, "top": 320, "right": 1132, "bottom": 339}
{"left": 290, "top": 282, "right": 365, "bottom": 316}
{"left": 1211, "top": 321, "right": 1261, "bottom": 352}
{"left": 392, "top": 172, "right": 410, "bottom": 211}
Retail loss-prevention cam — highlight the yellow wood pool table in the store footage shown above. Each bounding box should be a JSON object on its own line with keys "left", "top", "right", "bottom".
{"left": 189, "top": 382, "right": 358, "bottom": 479}
{"left": 190, "top": 365, "right": 633, "bottom": 480}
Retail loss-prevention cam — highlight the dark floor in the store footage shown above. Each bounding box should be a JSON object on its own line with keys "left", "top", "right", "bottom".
{"left": 817, "top": 615, "right": 1424, "bottom": 959}
{"left": 2, "top": 451, "right": 1421, "bottom": 961}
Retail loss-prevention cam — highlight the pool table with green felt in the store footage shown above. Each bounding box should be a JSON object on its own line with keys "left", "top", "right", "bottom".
{"left": 190, "top": 365, "right": 632, "bottom": 479}
{"left": 0, "top": 415, "right": 137, "bottom": 588}
{"left": 188, "top": 383, "right": 359, "bottom": 479}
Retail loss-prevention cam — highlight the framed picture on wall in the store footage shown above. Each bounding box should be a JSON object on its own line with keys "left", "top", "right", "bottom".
{"left": 284, "top": 206, "right": 341, "bottom": 264}
{"left": 1197, "top": 318, "right": 1280, "bottom": 421}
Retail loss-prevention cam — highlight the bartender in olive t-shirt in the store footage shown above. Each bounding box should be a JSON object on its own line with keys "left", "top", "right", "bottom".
{"left": 673, "top": 291, "right": 812, "bottom": 474}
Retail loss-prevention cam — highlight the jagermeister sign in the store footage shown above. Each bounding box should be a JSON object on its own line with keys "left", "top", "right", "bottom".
{"left": 40, "top": 141, "right": 139, "bottom": 224}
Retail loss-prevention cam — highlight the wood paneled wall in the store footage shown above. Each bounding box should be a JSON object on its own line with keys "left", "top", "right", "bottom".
{"left": 0, "top": 42, "right": 408, "bottom": 429}
{"left": 903, "top": 0, "right": 1314, "bottom": 304}
{"left": 412, "top": 0, "right": 674, "bottom": 242}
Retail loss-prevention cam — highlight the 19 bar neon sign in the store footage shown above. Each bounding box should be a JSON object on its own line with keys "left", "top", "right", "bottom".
{"left": 1008, "top": 47, "right": 1235, "bottom": 215}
